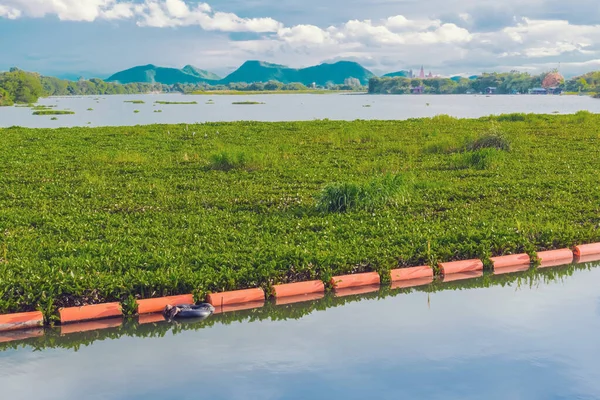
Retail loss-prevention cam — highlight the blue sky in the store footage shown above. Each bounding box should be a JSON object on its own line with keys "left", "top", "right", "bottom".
{"left": 1, "top": 0, "right": 600, "bottom": 79}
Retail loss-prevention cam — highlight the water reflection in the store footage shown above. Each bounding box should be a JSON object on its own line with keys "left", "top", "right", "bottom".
{"left": 1, "top": 262, "right": 599, "bottom": 400}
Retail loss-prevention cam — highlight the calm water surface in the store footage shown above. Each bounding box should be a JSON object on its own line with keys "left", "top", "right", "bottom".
{"left": 1, "top": 264, "right": 599, "bottom": 399}
{"left": 1, "top": 93, "right": 600, "bottom": 128}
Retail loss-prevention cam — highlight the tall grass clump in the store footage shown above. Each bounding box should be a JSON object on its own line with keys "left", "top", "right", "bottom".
{"left": 450, "top": 148, "right": 502, "bottom": 170}
{"left": 208, "top": 150, "right": 253, "bottom": 171}
{"left": 497, "top": 113, "right": 526, "bottom": 122}
{"left": 466, "top": 133, "right": 510, "bottom": 152}
{"left": 316, "top": 174, "right": 404, "bottom": 213}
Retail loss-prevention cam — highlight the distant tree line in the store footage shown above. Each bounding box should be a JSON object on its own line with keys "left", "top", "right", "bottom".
{"left": 368, "top": 71, "right": 600, "bottom": 95}
{"left": 0, "top": 68, "right": 169, "bottom": 105}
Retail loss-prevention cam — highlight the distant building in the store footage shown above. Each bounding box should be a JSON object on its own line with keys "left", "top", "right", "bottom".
{"left": 419, "top": 66, "right": 425, "bottom": 79}
{"left": 485, "top": 87, "right": 497, "bottom": 94}
{"left": 411, "top": 86, "right": 424, "bottom": 94}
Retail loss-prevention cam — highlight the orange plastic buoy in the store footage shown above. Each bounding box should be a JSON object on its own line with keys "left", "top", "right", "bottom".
{"left": 442, "top": 271, "right": 483, "bottom": 282}
{"left": 138, "top": 313, "right": 166, "bottom": 325}
{"left": 0, "top": 311, "right": 44, "bottom": 332}
{"left": 207, "top": 288, "right": 265, "bottom": 307}
{"left": 390, "top": 266, "right": 433, "bottom": 282}
{"left": 60, "top": 318, "right": 123, "bottom": 335}
{"left": 574, "top": 243, "right": 600, "bottom": 258}
{"left": 330, "top": 272, "right": 380, "bottom": 290}
{"left": 537, "top": 249, "right": 573, "bottom": 268}
{"left": 273, "top": 281, "right": 325, "bottom": 298}
{"left": 136, "top": 294, "right": 195, "bottom": 315}
{"left": 275, "top": 292, "right": 324, "bottom": 306}
{"left": 0, "top": 328, "right": 44, "bottom": 344}
{"left": 439, "top": 259, "right": 483, "bottom": 275}
{"left": 490, "top": 254, "right": 530, "bottom": 269}
{"left": 334, "top": 284, "right": 380, "bottom": 298}
{"left": 391, "top": 276, "right": 433, "bottom": 290}
{"left": 493, "top": 264, "right": 530, "bottom": 275}
{"left": 59, "top": 303, "right": 122, "bottom": 324}
{"left": 212, "top": 301, "right": 265, "bottom": 314}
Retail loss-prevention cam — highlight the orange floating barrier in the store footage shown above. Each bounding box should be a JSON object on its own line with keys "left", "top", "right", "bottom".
{"left": 59, "top": 303, "right": 122, "bottom": 324}
{"left": 60, "top": 318, "right": 123, "bottom": 335}
{"left": 490, "top": 254, "right": 530, "bottom": 269}
{"left": 537, "top": 249, "right": 573, "bottom": 268}
{"left": 138, "top": 313, "right": 166, "bottom": 325}
{"left": 574, "top": 243, "right": 600, "bottom": 258}
{"left": 273, "top": 281, "right": 325, "bottom": 298}
{"left": 334, "top": 284, "right": 380, "bottom": 298}
{"left": 439, "top": 259, "right": 483, "bottom": 275}
{"left": 331, "top": 272, "right": 380, "bottom": 290}
{"left": 390, "top": 266, "right": 433, "bottom": 282}
{"left": 493, "top": 264, "right": 530, "bottom": 275}
{"left": 212, "top": 301, "right": 265, "bottom": 314}
{"left": 391, "top": 276, "right": 434, "bottom": 290}
{"left": 0, "top": 311, "right": 44, "bottom": 332}
{"left": 275, "top": 292, "right": 325, "bottom": 306}
{"left": 442, "top": 271, "right": 483, "bottom": 282}
{"left": 136, "top": 294, "right": 195, "bottom": 315}
{"left": 0, "top": 328, "right": 44, "bottom": 344}
{"left": 207, "top": 288, "right": 265, "bottom": 307}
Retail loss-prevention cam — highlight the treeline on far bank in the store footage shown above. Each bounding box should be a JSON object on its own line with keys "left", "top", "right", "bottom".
{"left": 368, "top": 71, "right": 600, "bottom": 95}
{"left": 0, "top": 68, "right": 364, "bottom": 106}
{"left": 0, "top": 68, "right": 167, "bottom": 106}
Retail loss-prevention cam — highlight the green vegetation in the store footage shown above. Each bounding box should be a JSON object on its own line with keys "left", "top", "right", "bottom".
{"left": 154, "top": 101, "right": 198, "bottom": 105}
{"left": 87, "top": 108, "right": 93, "bottom": 111}
{"left": 154, "top": 110, "right": 162, "bottom": 113}
{"left": 2, "top": 115, "right": 600, "bottom": 315}
{"left": 134, "top": 110, "right": 140, "bottom": 113}
{"left": 31, "top": 110, "right": 75, "bottom": 115}
{"left": 192, "top": 89, "right": 337, "bottom": 95}
{"left": 124, "top": 100, "right": 145, "bottom": 104}
{"left": 50, "top": 117, "right": 58, "bottom": 121}
{"left": 369, "top": 70, "right": 600, "bottom": 95}
{"left": 232, "top": 101, "right": 265, "bottom": 105}
{"left": 0, "top": 68, "right": 44, "bottom": 104}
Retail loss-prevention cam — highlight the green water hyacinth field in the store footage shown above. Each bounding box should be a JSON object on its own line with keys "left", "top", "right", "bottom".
{"left": 1, "top": 112, "right": 600, "bottom": 316}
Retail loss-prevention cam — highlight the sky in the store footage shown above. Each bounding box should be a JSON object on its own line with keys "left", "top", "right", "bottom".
{"left": 1, "top": 0, "right": 600, "bottom": 79}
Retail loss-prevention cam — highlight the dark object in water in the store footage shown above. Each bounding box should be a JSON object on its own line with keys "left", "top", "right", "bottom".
{"left": 163, "top": 303, "right": 215, "bottom": 320}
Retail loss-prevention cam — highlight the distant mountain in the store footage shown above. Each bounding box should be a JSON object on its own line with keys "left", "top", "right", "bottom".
{"left": 220, "top": 60, "right": 376, "bottom": 86}
{"left": 106, "top": 61, "right": 375, "bottom": 86}
{"left": 106, "top": 64, "right": 221, "bottom": 85}
{"left": 383, "top": 70, "right": 410, "bottom": 78}
{"left": 181, "top": 65, "right": 221, "bottom": 81}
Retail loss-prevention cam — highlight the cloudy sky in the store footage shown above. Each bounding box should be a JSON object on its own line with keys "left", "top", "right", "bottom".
{"left": 1, "top": 0, "right": 600, "bottom": 78}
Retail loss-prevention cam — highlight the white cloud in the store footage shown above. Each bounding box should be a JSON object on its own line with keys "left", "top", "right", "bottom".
{"left": 0, "top": 4, "right": 20, "bottom": 19}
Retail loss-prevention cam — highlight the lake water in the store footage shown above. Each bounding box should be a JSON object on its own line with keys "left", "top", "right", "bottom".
{"left": 1, "top": 263, "right": 599, "bottom": 399}
{"left": 1, "top": 93, "right": 600, "bottom": 128}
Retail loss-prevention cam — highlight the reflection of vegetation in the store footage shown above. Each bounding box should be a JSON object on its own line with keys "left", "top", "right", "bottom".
{"left": 2, "top": 115, "right": 600, "bottom": 315}
{"left": 0, "top": 263, "right": 593, "bottom": 352}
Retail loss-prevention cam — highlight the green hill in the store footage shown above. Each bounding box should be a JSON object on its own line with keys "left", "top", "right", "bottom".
{"left": 181, "top": 65, "right": 221, "bottom": 81}
{"left": 383, "top": 70, "right": 410, "bottom": 78}
{"left": 221, "top": 60, "right": 375, "bottom": 86}
{"left": 107, "top": 64, "right": 220, "bottom": 85}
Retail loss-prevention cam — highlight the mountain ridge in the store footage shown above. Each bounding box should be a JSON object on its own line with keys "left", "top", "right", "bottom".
{"left": 107, "top": 60, "right": 376, "bottom": 86}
